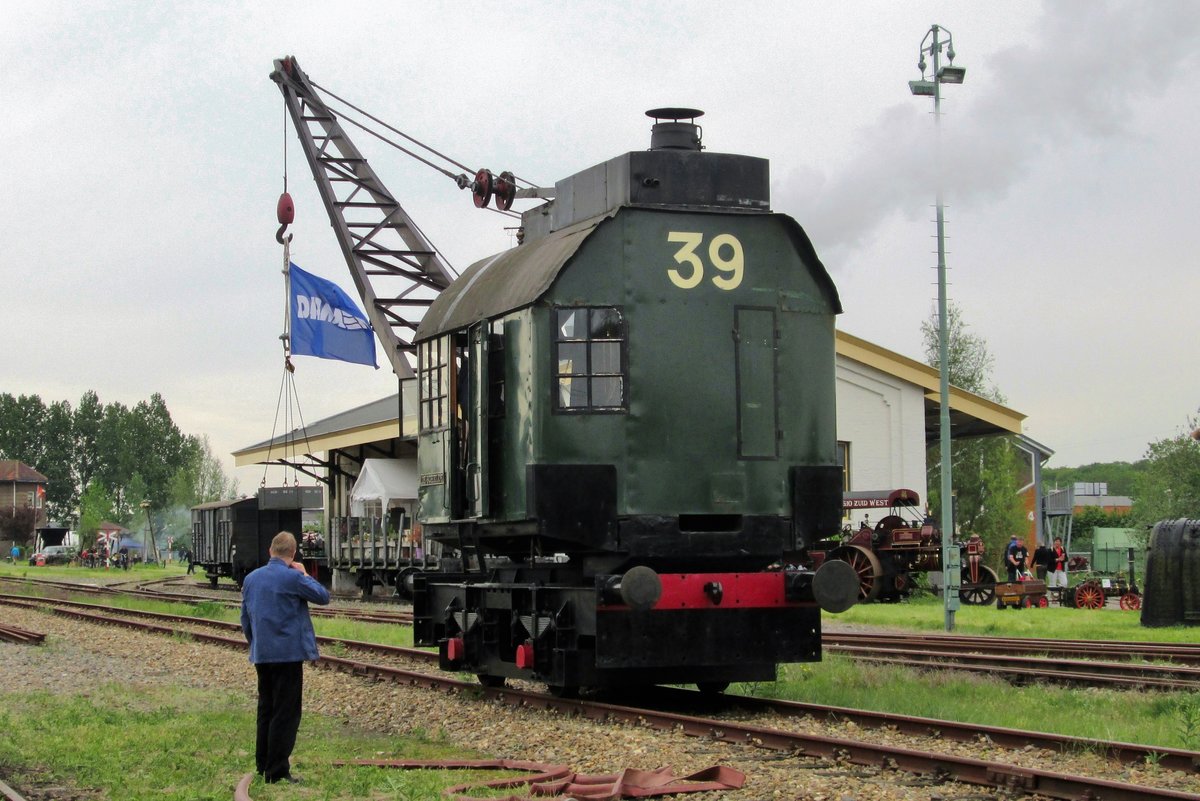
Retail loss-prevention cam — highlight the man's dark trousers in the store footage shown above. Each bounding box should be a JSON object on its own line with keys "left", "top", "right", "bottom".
{"left": 255, "top": 661, "right": 303, "bottom": 782}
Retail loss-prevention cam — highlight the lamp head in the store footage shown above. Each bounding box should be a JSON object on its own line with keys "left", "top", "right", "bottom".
{"left": 938, "top": 65, "right": 966, "bottom": 84}
{"left": 909, "top": 80, "right": 936, "bottom": 97}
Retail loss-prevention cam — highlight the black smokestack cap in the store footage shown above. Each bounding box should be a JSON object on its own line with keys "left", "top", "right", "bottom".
{"left": 646, "top": 107, "right": 703, "bottom": 151}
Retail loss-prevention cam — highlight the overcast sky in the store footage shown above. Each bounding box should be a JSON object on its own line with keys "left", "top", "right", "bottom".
{"left": 2, "top": 0, "right": 1198, "bottom": 491}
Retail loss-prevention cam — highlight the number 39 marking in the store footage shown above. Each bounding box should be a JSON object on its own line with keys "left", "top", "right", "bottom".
{"left": 666, "top": 232, "right": 744, "bottom": 291}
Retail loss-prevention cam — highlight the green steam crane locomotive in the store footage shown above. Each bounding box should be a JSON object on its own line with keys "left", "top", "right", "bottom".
{"left": 274, "top": 57, "right": 857, "bottom": 695}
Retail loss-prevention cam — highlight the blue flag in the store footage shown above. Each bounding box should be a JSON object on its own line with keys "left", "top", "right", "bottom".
{"left": 289, "top": 263, "right": 378, "bottom": 368}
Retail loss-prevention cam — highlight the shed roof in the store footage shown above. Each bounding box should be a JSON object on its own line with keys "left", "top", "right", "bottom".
{"left": 417, "top": 214, "right": 608, "bottom": 340}
{"left": 0, "top": 460, "right": 48, "bottom": 483}
{"left": 835, "top": 331, "right": 1024, "bottom": 441}
{"left": 232, "top": 391, "right": 410, "bottom": 467}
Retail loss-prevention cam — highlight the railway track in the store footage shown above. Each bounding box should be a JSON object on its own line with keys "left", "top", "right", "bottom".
{"left": 827, "top": 630, "right": 1200, "bottom": 665}
{"left": 2, "top": 593, "right": 1197, "bottom": 799}
{"left": 827, "top": 643, "right": 1200, "bottom": 691}
{"left": 10, "top": 576, "right": 1200, "bottom": 690}
{"left": 0, "top": 575, "right": 412, "bottom": 624}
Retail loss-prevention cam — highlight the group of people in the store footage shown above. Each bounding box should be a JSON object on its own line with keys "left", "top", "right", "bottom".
{"left": 1005, "top": 534, "right": 1068, "bottom": 587}
{"left": 78, "top": 545, "right": 131, "bottom": 570}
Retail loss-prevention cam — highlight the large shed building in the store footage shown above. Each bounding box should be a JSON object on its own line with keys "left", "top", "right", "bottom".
{"left": 234, "top": 330, "right": 1032, "bottom": 540}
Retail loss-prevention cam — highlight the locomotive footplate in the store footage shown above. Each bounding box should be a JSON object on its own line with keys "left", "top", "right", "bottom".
{"left": 416, "top": 568, "right": 838, "bottom": 690}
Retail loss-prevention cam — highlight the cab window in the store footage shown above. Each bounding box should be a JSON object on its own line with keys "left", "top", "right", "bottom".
{"left": 554, "top": 306, "right": 626, "bottom": 412}
{"left": 418, "top": 336, "right": 451, "bottom": 431}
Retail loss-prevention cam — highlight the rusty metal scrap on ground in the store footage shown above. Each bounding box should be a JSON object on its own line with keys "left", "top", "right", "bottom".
{"left": 236, "top": 759, "right": 743, "bottom": 800}
{"left": 340, "top": 758, "right": 745, "bottom": 800}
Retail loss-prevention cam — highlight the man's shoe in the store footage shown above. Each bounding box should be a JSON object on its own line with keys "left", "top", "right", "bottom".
{"left": 265, "top": 774, "right": 301, "bottom": 784}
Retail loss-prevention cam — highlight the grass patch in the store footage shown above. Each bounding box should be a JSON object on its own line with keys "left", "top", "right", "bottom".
{"left": 746, "top": 651, "right": 1198, "bottom": 750}
{"left": 0, "top": 561, "right": 191, "bottom": 583}
{"left": 0, "top": 682, "right": 494, "bottom": 800}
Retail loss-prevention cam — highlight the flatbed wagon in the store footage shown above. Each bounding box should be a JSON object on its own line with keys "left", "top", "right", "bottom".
{"left": 995, "top": 579, "right": 1048, "bottom": 609}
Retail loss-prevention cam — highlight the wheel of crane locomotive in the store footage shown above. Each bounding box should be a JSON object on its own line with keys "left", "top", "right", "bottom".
{"left": 1074, "top": 580, "right": 1105, "bottom": 610}
{"left": 1022, "top": 596, "right": 1033, "bottom": 609}
{"left": 476, "top": 674, "right": 506, "bottom": 688}
{"left": 829, "top": 545, "right": 883, "bottom": 602}
{"left": 1037, "top": 596, "right": 1049, "bottom": 608}
{"left": 1119, "top": 592, "right": 1142, "bottom": 611}
{"left": 472, "top": 168, "right": 493, "bottom": 208}
{"left": 697, "top": 681, "right": 730, "bottom": 695}
{"left": 959, "top": 565, "right": 997, "bottom": 606}
{"left": 395, "top": 566, "right": 419, "bottom": 600}
{"left": 547, "top": 684, "right": 579, "bottom": 699}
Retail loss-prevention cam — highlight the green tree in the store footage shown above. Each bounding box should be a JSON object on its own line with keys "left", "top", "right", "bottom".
{"left": 40, "top": 399, "right": 77, "bottom": 521}
{"left": 163, "top": 435, "right": 237, "bottom": 552}
{"left": 74, "top": 390, "right": 104, "bottom": 495}
{"left": 77, "top": 480, "right": 117, "bottom": 550}
{"left": 1069, "top": 506, "right": 1135, "bottom": 549}
{"left": 2, "top": 390, "right": 226, "bottom": 532}
{"left": 1042, "top": 461, "right": 1146, "bottom": 497}
{"left": 120, "top": 473, "right": 150, "bottom": 527}
{"left": 0, "top": 393, "right": 47, "bottom": 462}
{"left": 922, "top": 302, "right": 1027, "bottom": 562}
{"left": 1132, "top": 413, "right": 1200, "bottom": 524}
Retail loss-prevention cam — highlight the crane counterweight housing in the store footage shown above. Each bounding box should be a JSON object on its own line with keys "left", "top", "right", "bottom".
{"left": 274, "top": 56, "right": 856, "bottom": 693}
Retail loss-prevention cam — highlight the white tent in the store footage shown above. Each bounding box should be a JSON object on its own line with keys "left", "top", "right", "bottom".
{"left": 349, "top": 458, "right": 419, "bottom": 517}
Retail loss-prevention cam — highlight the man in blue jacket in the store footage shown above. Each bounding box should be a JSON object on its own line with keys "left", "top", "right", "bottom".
{"left": 240, "top": 531, "right": 330, "bottom": 784}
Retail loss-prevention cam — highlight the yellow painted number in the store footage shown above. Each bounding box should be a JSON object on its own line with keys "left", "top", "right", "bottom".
{"left": 666, "top": 232, "right": 744, "bottom": 291}
{"left": 666, "top": 231, "right": 704, "bottom": 289}
{"left": 708, "top": 233, "right": 744, "bottom": 290}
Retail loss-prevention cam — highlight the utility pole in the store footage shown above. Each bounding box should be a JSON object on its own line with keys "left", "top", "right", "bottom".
{"left": 909, "top": 24, "right": 967, "bottom": 631}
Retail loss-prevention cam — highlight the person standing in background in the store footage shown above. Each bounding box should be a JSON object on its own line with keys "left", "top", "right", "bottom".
{"left": 1049, "top": 536, "right": 1069, "bottom": 591}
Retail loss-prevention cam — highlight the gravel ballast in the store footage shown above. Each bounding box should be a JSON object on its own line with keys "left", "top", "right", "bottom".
{"left": 1, "top": 603, "right": 1194, "bottom": 800}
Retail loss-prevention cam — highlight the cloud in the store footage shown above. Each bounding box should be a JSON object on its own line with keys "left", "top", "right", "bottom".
{"left": 779, "top": 1, "right": 1200, "bottom": 259}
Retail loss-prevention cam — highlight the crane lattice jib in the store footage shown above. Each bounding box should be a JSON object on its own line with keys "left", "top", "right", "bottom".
{"left": 271, "top": 56, "right": 455, "bottom": 379}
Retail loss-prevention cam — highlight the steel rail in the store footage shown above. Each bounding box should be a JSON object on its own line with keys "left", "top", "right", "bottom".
{"left": 827, "top": 630, "right": 1200, "bottom": 665}
{"left": 0, "top": 777, "right": 29, "bottom": 801}
{"left": 0, "top": 577, "right": 412, "bottom": 623}
{"left": 0, "top": 594, "right": 427, "bottom": 661}
{"left": 8, "top": 596, "right": 1196, "bottom": 800}
{"left": 0, "top": 622, "right": 45, "bottom": 645}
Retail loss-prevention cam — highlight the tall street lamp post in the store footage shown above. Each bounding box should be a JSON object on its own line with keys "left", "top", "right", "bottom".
{"left": 909, "top": 24, "right": 965, "bottom": 632}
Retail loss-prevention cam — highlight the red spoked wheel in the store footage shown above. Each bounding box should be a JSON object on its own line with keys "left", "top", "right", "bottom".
{"left": 472, "top": 169, "right": 493, "bottom": 208}
{"left": 960, "top": 565, "right": 997, "bottom": 606}
{"left": 493, "top": 170, "right": 517, "bottom": 210}
{"left": 830, "top": 545, "right": 883, "bottom": 603}
{"left": 1022, "top": 596, "right": 1033, "bottom": 609}
{"left": 1119, "top": 592, "right": 1142, "bottom": 611}
{"left": 1074, "top": 581, "right": 1105, "bottom": 610}
{"left": 1037, "top": 596, "right": 1049, "bottom": 608}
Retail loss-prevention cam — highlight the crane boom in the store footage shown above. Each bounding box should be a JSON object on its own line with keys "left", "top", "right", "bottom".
{"left": 270, "top": 55, "right": 456, "bottom": 378}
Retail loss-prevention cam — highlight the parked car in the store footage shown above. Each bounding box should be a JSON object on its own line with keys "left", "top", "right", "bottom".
{"left": 28, "top": 545, "right": 76, "bottom": 566}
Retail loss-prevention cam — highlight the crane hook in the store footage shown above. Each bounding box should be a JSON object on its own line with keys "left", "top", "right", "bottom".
{"left": 276, "top": 191, "right": 295, "bottom": 244}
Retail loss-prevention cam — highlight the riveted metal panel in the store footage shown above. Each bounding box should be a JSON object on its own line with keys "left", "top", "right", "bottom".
{"left": 536, "top": 208, "right": 839, "bottom": 526}
{"left": 734, "top": 307, "right": 779, "bottom": 459}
